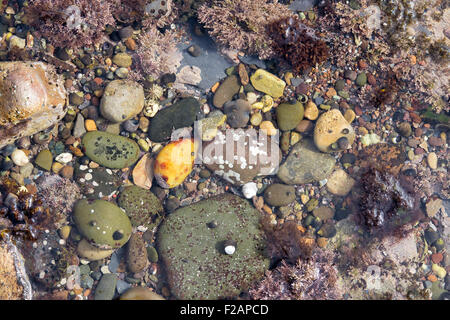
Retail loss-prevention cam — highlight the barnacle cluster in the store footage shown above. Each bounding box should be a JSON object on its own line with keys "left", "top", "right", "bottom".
{"left": 269, "top": 15, "right": 329, "bottom": 74}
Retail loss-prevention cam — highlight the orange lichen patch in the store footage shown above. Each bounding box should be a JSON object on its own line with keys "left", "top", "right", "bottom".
{"left": 0, "top": 242, "right": 23, "bottom": 300}
{"left": 154, "top": 139, "right": 196, "bottom": 188}
{"left": 296, "top": 225, "right": 306, "bottom": 233}
{"left": 428, "top": 274, "right": 438, "bottom": 282}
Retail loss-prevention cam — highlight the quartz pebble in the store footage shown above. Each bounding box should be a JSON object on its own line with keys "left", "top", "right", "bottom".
{"left": 11, "top": 149, "right": 28, "bottom": 166}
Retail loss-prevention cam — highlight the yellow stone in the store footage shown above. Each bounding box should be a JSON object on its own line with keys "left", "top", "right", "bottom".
{"left": 314, "top": 109, "right": 355, "bottom": 152}
{"left": 154, "top": 139, "right": 197, "bottom": 188}
{"left": 344, "top": 109, "right": 356, "bottom": 123}
{"left": 198, "top": 113, "right": 227, "bottom": 141}
{"left": 52, "top": 162, "right": 64, "bottom": 174}
{"left": 290, "top": 132, "right": 302, "bottom": 145}
{"left": 284, "top": 72, "right": 294, "bottom": 85}
{"left": 260, "top": 121, "right": 278, "bottom": 136}
{"left": 250, "top": 69, "right": 286, "bottom": 99}
{"left": 59, "top": 225, "right": 72, "bottom": 240}
{"left": 304, "top": 100, "right": 319, "bottom": 120}
{"left": 300, "top": 194, "right": 309, "bottom": 204}
{"left": 84, "top": 119, "right": 97, "bottom": 131}
{"left": 261, "top": 95, "right": 274, "bottom": 112}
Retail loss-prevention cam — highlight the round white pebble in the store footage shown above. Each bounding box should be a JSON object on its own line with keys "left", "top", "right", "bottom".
{"left": 11, "top": 149, "right": 29, "bottom": 166}
{"left": 224, "top": 245, "right": 236, "bottom": 255}
{"left": 242, "top": 182, "right": 258, "bottom": 199}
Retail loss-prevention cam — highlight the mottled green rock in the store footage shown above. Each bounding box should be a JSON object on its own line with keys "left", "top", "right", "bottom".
{"left": 147, "top": 246, "right": 158, "bottom": 263}
{"left": 157, "top": 193, "right": 269, "bottom": 299}
{"left": 356, "top": 73, "right": 367, "bottom": 86}
{"left": 74, "top": 163, "right": 121, "bottom": 199}
{"left": 276, "top": 101, "right": 304, "bottom": 131}
{"left": 82, "top": 131, "right": 140, "bottom": 169}
{"left": 148, "top": 97, "right": 201, "bottom": 142}
{"left": 277, "top": 138, "right": 335, "bottom": 184}
{"left": 263, "top": 184, "right": 296, "bottom": 207}
{"left": 250, "top": 69, "right": 286, "bottom": 98}
{"left": 35, "top": 149, "right": 53, "bottom": 171}
{"left": 73, "top": 199, "right": 132, "bottom": 249}
{"left": 213, "top": 75, "right": 240, "bottom": 108}
{"left": 118, "top": 185, "right": 164, "bottom": 230}
{"left": 94, "top": 274, "right": 118, "bottom": 300}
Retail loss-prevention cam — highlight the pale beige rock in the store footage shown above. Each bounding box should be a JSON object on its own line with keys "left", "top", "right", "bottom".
{"left": 132, "top": 153, "right": 154, "bottom": 190}
{"left": 326, "top": 169, "right": 355, "bottom": 196}
{"left": 426, "top": 198, "right": 443, "bottom": 218}
{"left": 77, "top": 238, "right": 114, "bottom": 261}
{"left": 120, "top": 287, "right": 165, "bottom": 300}
{"left": 304, "top": 100, "right": 319, "bottom": 120}
{"left": 314, "top": 109, "right": 355, "bottom": 152}
{"left": 0, "top": 62, "right": 67, "bottom": 148}
{"left": 427, "top": 152, "right": 438, "bottom": 169}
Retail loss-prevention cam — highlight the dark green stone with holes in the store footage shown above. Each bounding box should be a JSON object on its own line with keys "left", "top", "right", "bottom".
{"left": 82, "top": 131, "right": 140, "bottom": 169}
{"left": 73, "top": 199, "right": 132, "bottom": 249}
{"left": 157, "top": 193, "right": 269, "bottom": 299}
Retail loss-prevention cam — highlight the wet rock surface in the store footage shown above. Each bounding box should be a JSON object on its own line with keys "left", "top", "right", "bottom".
{"left": 157, "top": 193, "right": 269, "bottom": 299}
{"left": 277, "top": 138, "right": 335, "bottom": 185}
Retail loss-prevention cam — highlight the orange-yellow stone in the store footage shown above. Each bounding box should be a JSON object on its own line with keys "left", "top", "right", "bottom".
{"left": 154, "top": 139, "right": 196, "bottom": 188}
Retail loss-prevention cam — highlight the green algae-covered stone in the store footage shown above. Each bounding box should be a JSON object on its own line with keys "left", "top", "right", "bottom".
{"left": 118, "top": 185, "right": 164, "bottom": 230}
{"left": 82, "top": 131, "right": 140, "bottom": 169}
{"left": 250, "top": 69, "right": 286, "bottom": 98}
{"left": 157, "top": 193, "right": 269, "bottom": 300}
{"left": 276, "top": 100, "right": 304, "bottom": 131}
{"left": 73, "top": 199, "right": 132, "bottom": 249}
{"left": 35, "top": 149, "right": 53, "bottom": 171}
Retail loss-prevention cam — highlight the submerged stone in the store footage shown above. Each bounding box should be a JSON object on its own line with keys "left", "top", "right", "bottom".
{"left": 73, "top": 199, "right": 132, "bottom": 249}
{"left": 118, "top": 185, "right": 164, "bottom": 230}
{"left": 148, "top": 97, "right": 201, "bottom": 142}
{"left": 157, "top": 193, "right": 269, "bottom": 299}
{"left": 82, "top": 131, "right": 140, "bottom": 169}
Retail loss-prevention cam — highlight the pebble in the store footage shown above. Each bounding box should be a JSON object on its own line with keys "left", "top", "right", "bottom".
{"left": 76, "top": 238, "right": 114, "bottom": 261}
{"left": 213, "top": 75, "right": 240, "bottom": 108}
{"left": 112, "top": 53, "right": 132, "bottom": 68}
{"left": 356, "top": 73, "right": 367, "bottom": 86}
{"left": 73, "top": 113, "right": 87, "bottom": 138}
{"left": 304, "top": 100, "right": 319, "bottom": 120}
{"left": 250, "top": 112, "right": 263, "bottom": 126}
{"left": 264, "top": 184, "right": 296, "bottom": 207}
{"left": 432, "top": 263, "right": 447, "bottom": 279}
{"left": 120, "top": 287, "right": 164, "bottom": 300}
{"left": 100, "top": 80, "right": 144, "bottom": 123}
{"left": 313, "top": 206, "right": 335, "bottom": 220}
{"left": 127, "top": 233, "right": 148, "bottom": 273}
{"left": 313, "top": 109, "right": 355, "bottom": 152}
{"left": 398, "top": 122, "right": 412, "bottom": 137}
{"left": 242, "top": 182, "right": 258, "bottom": 199}
{"left": 35, "top": 149, "right": 53, "bottom": 171}
{"left": 326, "top": 169, "right": 355, "bottom": 196}
{"left": 260, "top": 121, "right": 277, "bottom": 136}
{"left": 250, "top": 69, "right": 286, "bottom": 99}
{"left": 187, "top": 44, "right": 202, "bottom": 57}
{"left": 276, "top": 100, "right": 304, "bottom": 131}
{"left": 11, "top": 149, "right": 29, "bottom": 166}
{"left": 94, "top": 274, "right": 118, "bottom": 300}
{"left": 55, "top": 152, "right": 73, "bottom": 165}
{"left": 344, "top": 109, "right": 356, "bottom": 123}
{"left": 344, "top": 70, "right": 357, "bottom": 81}
{"left": 60, "top": 165, "right": 74, "bottom": 179}
{"left": 224, "top": 99, "right": 251, "bottom": 128}
{"left": 427, "top": 152, "right": 438, "bottom": 169}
